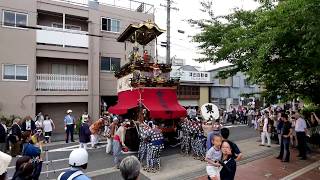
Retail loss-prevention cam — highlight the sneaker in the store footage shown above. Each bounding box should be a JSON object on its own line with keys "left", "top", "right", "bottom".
{"left": 300, "top": 157, "right": 307, "bottom": 160}
{"left": 276, "top": 156, "right": 282, "bottom": 160}
{"left": 282, "top": 160, "right": 289, "bottom": 163}
{"left": 267, "top": 145, "right": 271, "bottom": 147}
{"left": 259, "top": 144, "right": 265, "bottom": 146}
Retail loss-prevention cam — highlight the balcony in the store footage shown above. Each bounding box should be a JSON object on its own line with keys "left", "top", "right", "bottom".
{"left": 36, "top": 74, "right": 88, "bottom": 91}
{"left": 36, "top": 26, "right": 88, "bottom": 48}
{"left": 50, "top": 0, "right": 154, "bottom": 14}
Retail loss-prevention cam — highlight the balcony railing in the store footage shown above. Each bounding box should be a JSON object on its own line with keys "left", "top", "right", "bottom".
{"left": 36, "top": 74, "right": 88, "bottom": 91}
{"left": 50, "top": 0, "right": 154, "bottom": 14}
{"left": 36, "top": 26, "right": 88, "bottom": 48}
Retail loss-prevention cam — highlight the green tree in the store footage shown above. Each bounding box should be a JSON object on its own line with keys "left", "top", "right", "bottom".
{"left": 192, "top": 0, "right": 320, "bottom": 104}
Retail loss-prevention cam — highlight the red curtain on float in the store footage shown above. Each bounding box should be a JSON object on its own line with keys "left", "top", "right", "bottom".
{"left": 108, "top": 89, "right": 140, "bottom": 115}
{"left": 108, "top": 88, "right": 187, "bottom": 119}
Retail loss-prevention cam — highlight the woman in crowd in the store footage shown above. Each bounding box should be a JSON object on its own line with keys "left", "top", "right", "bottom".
{"left": 219, "top": 140, "right": 237, "bottom": 180}
{"left": 42, "top": 114, "right": 55, "bottom": 143}
{"left": 12, "top": 155, "right": 42, "bottom": 180}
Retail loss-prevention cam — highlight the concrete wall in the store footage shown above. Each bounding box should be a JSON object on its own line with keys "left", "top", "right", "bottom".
{"left": 36, "top": 102, "right": 87, "bottom": 133}
{"left": 0, "top": 0, "right": 37, "bottom": 117}
{"left": 37, "top": 57, "right": 88, "bottom": 75}
{"left": 0, "top": 0, "right": 154, "bottom": 122}
{"left": 199, "top": 86, "right": 209, "bottom": 107}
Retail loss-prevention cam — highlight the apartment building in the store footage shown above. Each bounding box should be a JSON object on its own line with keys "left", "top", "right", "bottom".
{"left": 0, "top": 0, "right": 154, "bottom": 132}
{"left": 170, "top": 59, "right": 212, "bottom": 108}
{"left": 209, "top": 66, "right": 263, "bottom": 109}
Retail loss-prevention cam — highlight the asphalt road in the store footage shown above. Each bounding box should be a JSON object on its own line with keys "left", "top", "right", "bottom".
{"left": 6, "top": 125, "right": 258, "bottom": 180}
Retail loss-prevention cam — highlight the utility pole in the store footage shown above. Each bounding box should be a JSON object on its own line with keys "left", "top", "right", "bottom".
{"left": 166, "top": 0, "right": 171, "bottom": 65}
{"left": 161, "top": 0, "right": 179, "bottom": 65}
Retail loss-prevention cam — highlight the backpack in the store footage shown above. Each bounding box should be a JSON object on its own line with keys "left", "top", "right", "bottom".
{"left": 57, "top": 170, "right": 84, "bottom": 180}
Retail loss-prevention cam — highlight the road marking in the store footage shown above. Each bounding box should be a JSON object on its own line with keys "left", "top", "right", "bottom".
{"left": 87, "top": 167, "right": 119, "bottom": 177}
{"left": 49, "top": 141, "right": 107, "bottom": 152}
{"left": 224, "top": 124, "right": 248, "bottom": 128}
{"left": 7, "top": 158, "right": 69, "bottom": 170}
{"left": 279, "top": 160, "right": 320, "bottom": 180}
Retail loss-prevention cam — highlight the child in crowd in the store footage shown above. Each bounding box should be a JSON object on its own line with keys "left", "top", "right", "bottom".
{"left": 205, "top": 135, "right": 223, "bottom": 180}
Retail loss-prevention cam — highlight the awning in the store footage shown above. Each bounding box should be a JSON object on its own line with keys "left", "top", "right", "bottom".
{"left": 108, "top": 90, "right": 140, "bottom": 115}
{"left": 108, "top": 88, "right": 187, "bottom": 119}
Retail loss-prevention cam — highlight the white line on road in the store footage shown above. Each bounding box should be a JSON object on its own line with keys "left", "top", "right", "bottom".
{"left": 279, "top": 160, "right": 320, "bottom": 180}
{"left": 7, "top": 158, "right": 70, "bottom": 170}
{"left": 49, "top": 141, "right": 107, "bottom": 152}
{"left": 224, "top": 124, "right": 248, "bottom": 128}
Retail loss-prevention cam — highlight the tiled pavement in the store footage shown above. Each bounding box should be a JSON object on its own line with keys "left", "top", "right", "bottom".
{"left": 197, "top": 148, "right": 320, "bottom": 180}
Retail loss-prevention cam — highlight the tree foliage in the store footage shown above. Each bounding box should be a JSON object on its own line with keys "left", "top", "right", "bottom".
{"left": 192, "top": 0, "right": 320, "bottom": 104}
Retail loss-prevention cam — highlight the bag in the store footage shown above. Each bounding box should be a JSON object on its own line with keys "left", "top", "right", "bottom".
{"left": 57, "top": 170, "right": 83, "bottom": 180}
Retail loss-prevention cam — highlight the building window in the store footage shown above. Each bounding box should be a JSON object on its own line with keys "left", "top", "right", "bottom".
{"left": 52, "top": 23, "right": 81, "bottom": 31}
{"left": 219, "top": 78, "right": 226, "bottom": 85}
{"left": 52, "top": 64, "right": 76, "bottom": 75}
{"left": 233, "top": 98, "right": 239, "bottom": 105}
{"left": 101, "top": 18, "right": 120, "bottom": 32}
{"left": 233, "top": 76, "right": 240, "bottom": 87}
{"left": 2, "top": 64, "right": 28, "bottom": 80}
{"left": 101, "top": 57, "right": 121, "bottom": 71}
{"left": 177, "top": 86, "right": 200, "bottom": 99}
{"left": 244, "top": 79, "right": 251, "bottom": 87}
{"left": 2, "top": 10, "right": 27, "bottom": 28}
{"left": 212, "top": 98, "right": 226, "bottom": 109}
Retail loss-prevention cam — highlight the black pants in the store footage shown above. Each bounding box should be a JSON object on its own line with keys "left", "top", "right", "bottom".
{"left": 66, "top": 124, "right": 74, "bottom": 143}
{"left": 278, "top": 137, "right": 290, "bottom": 161}
{"left": 296, "top": 132, "right": 307, "bottom": 158}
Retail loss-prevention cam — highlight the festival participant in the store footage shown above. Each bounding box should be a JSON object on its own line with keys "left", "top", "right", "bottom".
{"left": 89, "top": 118, "right": 105, "bottom": 148}
{"left": 138, "top": 121, "right": 151, "bottom": 166}
{"left": 180, "top": 117, "right": 192, "bottom": 155}
{"left": 113, "top": 120, "right": 130, "bottom": 168}
{"left": 106, "top": 117, "right": 118, "bottom": 154}
{"left": 194, "top": 118, "right": 206, "bottom": 160}
{"left": 145, "top": 121, "right": 164, "bottom": 173}
{"left": 190, "top": 118, "right": 200, "bottom": 158}
{"left": 57, "top": 149, "right": 90, "bottom": 180}
{"left": 64, "top": 110, "right": 75, "bottom": 143}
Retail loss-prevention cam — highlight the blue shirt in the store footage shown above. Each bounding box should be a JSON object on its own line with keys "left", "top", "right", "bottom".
{"left": 64, "top": 115, "right": 75, "bottom": 125}
{"left": 58, "top": 168, "right": 91, "bottom": 180}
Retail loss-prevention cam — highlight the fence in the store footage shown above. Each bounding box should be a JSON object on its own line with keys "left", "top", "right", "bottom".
{"left": 36, "top": 74, "right": 88, "bottom": 91}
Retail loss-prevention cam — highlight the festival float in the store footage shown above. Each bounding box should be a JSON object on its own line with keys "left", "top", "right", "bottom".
{"left": 108, "top": 20, "right": 187, "bottom": 150}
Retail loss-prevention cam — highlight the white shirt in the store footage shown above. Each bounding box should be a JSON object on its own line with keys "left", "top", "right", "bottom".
{"left": 295, "top": 118, "right": 307, "bottom": 132}
{"left": 25, "top": 120, "right": 32, "bottom": 130}
{"left": 43, "top": 119, "right": 53, "bottom": 132}
{"left": 263, "top": 117, "right": 269, "bottom": 132}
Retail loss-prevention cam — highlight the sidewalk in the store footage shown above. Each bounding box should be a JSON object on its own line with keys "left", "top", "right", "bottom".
{"left": 197, "top": 148, "right": 320, "bottom": 180}
{"left": 140, "top": 137, "right": 279, "bottom": 180}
